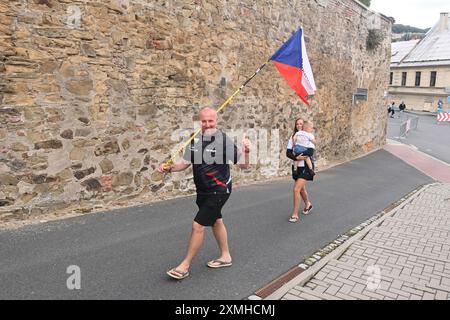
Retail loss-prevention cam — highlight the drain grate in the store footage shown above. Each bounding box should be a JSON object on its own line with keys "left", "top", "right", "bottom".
{"left": 254, "top": 266, "right": 304, "bottom": 299}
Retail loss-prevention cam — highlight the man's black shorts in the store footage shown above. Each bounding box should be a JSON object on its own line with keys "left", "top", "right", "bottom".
{"left": 195, "top": 193, "right": 230, "bottom": 226}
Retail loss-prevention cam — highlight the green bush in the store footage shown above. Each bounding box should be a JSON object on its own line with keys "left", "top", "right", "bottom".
{"left": 366, "top": 29, "right": 385, "bottom": 51}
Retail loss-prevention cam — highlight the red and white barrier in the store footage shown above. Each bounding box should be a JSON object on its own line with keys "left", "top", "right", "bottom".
{"left": 405, "top": 119, "right": 411, "bottom": 133}
{"left": 437, "top": 113, "right": 450, "bottom": 122}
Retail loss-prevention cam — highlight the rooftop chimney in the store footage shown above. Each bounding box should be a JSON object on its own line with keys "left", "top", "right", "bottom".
{"left": 439, "top": 12, "right": 449, "bottom": 31}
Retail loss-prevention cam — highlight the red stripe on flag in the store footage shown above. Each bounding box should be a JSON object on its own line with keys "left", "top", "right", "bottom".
{"left": 272, "top": 61, "right": 310, "bottom": 105}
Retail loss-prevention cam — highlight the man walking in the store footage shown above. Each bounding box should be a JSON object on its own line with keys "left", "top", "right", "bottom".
{"left": 399, "top": 101, "right": 406, "bottom": 117}
{"left": 437, "top": 99, "right": 443, "bottom": 114}
{"left": 389, "top": 102, "right": 396, "bottom": 118}
{"left": 158, "top": 107, "right": 250, "bottom": 280}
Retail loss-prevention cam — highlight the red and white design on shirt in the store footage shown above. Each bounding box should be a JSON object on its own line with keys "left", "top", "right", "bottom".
{"left": 406, "top": 119, "right": 411, "bottom": 133}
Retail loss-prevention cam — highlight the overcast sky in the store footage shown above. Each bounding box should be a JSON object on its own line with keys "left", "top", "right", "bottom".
{"left": 371, "top": 0, "right": 449, "bottom": 29}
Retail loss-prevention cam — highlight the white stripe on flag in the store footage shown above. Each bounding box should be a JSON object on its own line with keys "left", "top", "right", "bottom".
{"left": 301, "top": 29, "right": 316, "bottom": 95}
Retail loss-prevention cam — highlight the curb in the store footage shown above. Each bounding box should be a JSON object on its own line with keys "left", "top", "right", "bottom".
{"left": 252, "top": 182, "right": 435, "bottom": 300}
{"left": 403, "top": 110, "right": 437, "bottom": 117}
{"left": 385, "top": 141, "right": 450, "bottom": 168}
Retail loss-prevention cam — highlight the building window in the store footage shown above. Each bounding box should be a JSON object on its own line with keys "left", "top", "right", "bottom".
{"left": 390, "top": 72, "right": 393, "bottom": 85}
{"left": 430, "top": 71, "right": 437, "bottom": 87}
{"left": 401, "top": 72, "right": 407, "bottom": 86}
{"left": 415, "top": 72, "right": 421, "bottom": 86}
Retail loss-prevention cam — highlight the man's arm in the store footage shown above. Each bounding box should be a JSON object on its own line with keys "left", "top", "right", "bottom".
{"left": 158, "top": 159, "right": 191, "bottom": 173}
{"left": 159, "top": 138, "right": 195, "bottom": 174}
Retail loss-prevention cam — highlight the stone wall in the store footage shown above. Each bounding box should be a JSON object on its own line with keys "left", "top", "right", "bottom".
{"left": 0, "top": 0, "right": 391, "bottom": 221}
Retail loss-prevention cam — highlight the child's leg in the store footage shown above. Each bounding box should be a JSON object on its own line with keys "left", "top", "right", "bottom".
{"left": 305, "top": 157, "right": 313, "bottom": 170}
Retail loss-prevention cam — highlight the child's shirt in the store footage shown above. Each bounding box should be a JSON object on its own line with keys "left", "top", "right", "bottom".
{"left": 294, "top": 131, "right": 315, "bottom": 149}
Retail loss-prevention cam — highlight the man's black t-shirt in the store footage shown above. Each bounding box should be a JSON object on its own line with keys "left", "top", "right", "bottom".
{"left": 183, "top": 130, "right": 239, "bottom": 194}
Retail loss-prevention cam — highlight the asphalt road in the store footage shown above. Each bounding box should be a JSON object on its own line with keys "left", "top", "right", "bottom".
{"left": 0, "top": 150, "right": 432, "bottom": 300}
{"left": 387, "top": 112, "right": 450, "bottom": 164}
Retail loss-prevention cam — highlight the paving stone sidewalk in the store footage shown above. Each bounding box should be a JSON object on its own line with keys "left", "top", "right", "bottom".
{"left": 282, "top": 183, "right": 450, "bottom": 300}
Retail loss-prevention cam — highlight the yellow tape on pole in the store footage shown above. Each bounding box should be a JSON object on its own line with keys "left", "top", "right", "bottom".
{"left": 163, "top": 87, "right": 242, "bottom": 168}
{"left": 217, "top": 88, "right": 241, "bottom": 113}
{"left": 162, "top": 58, "right": 271, "bottom": 169}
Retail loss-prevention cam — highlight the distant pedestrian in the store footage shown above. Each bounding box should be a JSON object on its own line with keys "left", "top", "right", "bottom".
{"left": 437, "top": 100, "right": 444, "bottom": 125}
{"left": 437, "top": 100, "right": 443, "bottom": 114}
{"left": 389, "top": 102, "right": 396, "bottom": 118}
{"left": 399, "top": 101, "right": 406, "bottom": 117}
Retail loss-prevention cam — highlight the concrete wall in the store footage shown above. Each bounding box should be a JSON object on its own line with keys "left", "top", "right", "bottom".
{"left": 0, "top": 0, "right": 392, "bottom": 221}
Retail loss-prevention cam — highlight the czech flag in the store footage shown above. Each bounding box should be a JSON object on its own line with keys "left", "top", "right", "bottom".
{"left": 271, "top": 28, "right": 316, "bottom": 105}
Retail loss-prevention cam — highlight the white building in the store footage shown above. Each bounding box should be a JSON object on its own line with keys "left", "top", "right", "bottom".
{"left": 389, "top": 13, "right": 450, "bottom": 112}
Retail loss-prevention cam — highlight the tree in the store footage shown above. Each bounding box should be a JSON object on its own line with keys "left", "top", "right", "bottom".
{"left": 392, "top": 24, "right": 430, "bottom": 34}
{"left": 359, "top": 0, "right": 371, "bottom": 7}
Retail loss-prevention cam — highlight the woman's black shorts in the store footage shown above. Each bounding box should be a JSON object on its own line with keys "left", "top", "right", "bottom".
{"left": 195, "top": 193, "right": 230, "bottom": 226}
{"left": 292, "top": 165, "right": 314, "bottom": 181}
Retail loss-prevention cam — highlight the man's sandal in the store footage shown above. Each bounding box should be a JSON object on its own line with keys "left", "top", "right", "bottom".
{"left": 207, "top": 260, "right": 233, "bottom": 268}
{"left": 166, "top": 268, "right": 190, "bottom": 280}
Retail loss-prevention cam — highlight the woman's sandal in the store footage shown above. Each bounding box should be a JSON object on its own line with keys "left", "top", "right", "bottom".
{"left": 302, "top": 204, "right": 313, "bottom": 215}
{"left": 289, "top": 216, "right": 299, "bottom": 223}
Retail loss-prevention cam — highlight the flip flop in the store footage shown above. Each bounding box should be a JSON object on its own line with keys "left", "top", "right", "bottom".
{"left": 166, "top": 268, "right": 190, "bottom": 280}
{"left": 289, "top": 216, "right": 299, "bottom": 223}
{"left": 302, "top": 204, "right": 313, "bottom": 215}
{"left": 207, "top": 259, "right": 233, "bottom": 268}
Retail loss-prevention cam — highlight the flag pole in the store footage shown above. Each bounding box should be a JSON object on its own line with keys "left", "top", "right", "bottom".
{"left": 163, "top": 58, "right": 272, "bottom": 168}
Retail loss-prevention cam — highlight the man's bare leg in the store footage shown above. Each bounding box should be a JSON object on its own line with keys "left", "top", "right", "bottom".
{"left": 210, "top": 219, "right": 232, "bottom": 264}
{"left": 172, "top": 221, "right": 205, "bottom": 272}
